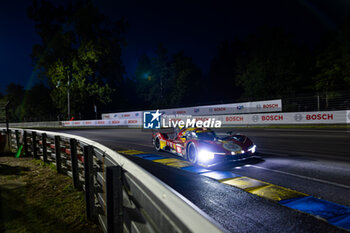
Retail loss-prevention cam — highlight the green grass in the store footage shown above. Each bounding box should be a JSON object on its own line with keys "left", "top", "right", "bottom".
{"left": 0, "top": 156, "right": 101, "bottom": 233}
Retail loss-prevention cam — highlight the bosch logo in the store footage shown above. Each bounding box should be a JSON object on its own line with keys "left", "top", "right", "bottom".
{"left": 306, "top": 114, "right": 333, "bottom": 121}
{"left": 263, "top": 104, "right": 278, "bottom": 108}
{"left": 263, "top": 104, "right": 279, "bottom": 108}
{"left": 294, "top": 114, "right": 303, "bottom": 121}
{"left": 252, "top": 115, "right": 259, "bottom": 122}
{"left": 195, "top": 117, "right": 209, "bottom": 121}
{"left": 256, "top": 104, "right": 262, "bottom": 109}
{"left": 226, "top": 116, "right": 243, "bottom": 122}
{"left": 261, "top": 115, "right": 283, "bottom": 121}
{"left": 214, "top": 108, "right": 226, "bottom": 111}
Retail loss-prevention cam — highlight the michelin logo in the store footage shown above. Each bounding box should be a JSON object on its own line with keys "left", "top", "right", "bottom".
{"left": 143, "top": 110, "right": 161, "bottom": 129}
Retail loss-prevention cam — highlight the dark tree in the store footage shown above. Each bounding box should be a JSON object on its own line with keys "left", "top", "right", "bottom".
{"left": 28, "top": 0, "right": 126, "bottom": 119}
{"left": 5, "top": 83, "right": 25, "bottom": 122}
{"left": 236, "top": 27, "right": 311, "bottom": 99}
{"left": 170, "top": 51, "right": 203, "bottom": 106}
{"left": 22, "top": 83, "right": 55, "bottom": 121}
{"left": 313, "top": 20, "right": 350, "bottom": 97}
{"left": 134, "top": 54, "right": 154, "bottom": 107}
{"left": 208, "top": 40, "right": 244, "bottom": 103}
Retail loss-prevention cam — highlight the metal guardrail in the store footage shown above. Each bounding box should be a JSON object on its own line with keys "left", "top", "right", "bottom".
{"left": 2, "top": 128, "right": 225, "bottom": 233}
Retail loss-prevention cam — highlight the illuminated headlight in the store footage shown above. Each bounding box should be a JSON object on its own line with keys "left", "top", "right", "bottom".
{"left": 232, "top": 150, "right": 245, "bottom": 155}
{"left": 198, "top": 150, "right": 215, "bottom": 162}
{"left": 248, "top": 145, "right": 256, "bottom": 154}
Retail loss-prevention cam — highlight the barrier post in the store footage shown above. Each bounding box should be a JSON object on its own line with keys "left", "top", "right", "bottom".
{"left": 32, "top": 131, "right": 38, "bottom": 159}
{"left": 23, "top": 131, "right": 28, "bottom": 156}
{"left": 69, "top": 138, "right": 79, "bottom": 189}
{"left": 54, "top": 136, "right": 62, "bottom": 173}
{"left": 83, "top": 145, "right": 95, "bottom": 220}
{"left": 42, "top": 133, "right": 48, "bottom": 163}
{"left": 15, "top": 130, "right": 20, "bottom": 150}
{"left": 106, "top": 166, "right": 123, "bottom": 233}
{"left": 7, "top": 129, "right": 11, "bottom": 151}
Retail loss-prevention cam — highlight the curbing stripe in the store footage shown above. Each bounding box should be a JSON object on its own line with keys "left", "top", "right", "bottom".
{"left": 143, "top": 155, "right": 166, "bottom": 160}
{"left": 200, "top": 171, "right": 241, "bottom": 180}
{"left": 220, "top": 176, "right": 269, "bottom": 190}
{"left": 181, "top": 166, "right": 211, "bottom": 174}
{"left": 328, "top": 213, "right": 350, "bottom": 229}
{"left": 131, "top": 153, "right": 159, "bottom": 158}
{"left": 117, "top": 149, "right": 146, "bottom": 155}
{"left": 153, "top": 158, "right": 192, "bottom": 168}
{"left": 279, "top": 196, "right": 350, "bottom": 220}
{"left": 167, "top": 161, "right": 192, "bottom": 168}
{"left": 153, "top": 158, "right": 184, "bottom": 164}
{"left": 118, "top": 149, "right": 350, "bottom": 230}
{"left": 248, "top": 184, "right": 308, "bottom": 201}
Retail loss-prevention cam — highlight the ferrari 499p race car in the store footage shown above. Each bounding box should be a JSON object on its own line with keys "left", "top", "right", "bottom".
{"left": 152, "top": 127, "right": 256, "bottom": 167}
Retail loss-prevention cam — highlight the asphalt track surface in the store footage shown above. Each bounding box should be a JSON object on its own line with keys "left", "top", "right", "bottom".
{"left": 51, "top": 127, "right": 350, "bottom": 232}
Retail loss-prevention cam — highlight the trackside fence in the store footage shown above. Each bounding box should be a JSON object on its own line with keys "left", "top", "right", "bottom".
{"left": 2, "top": 128, "right": 225, "bottom": 233}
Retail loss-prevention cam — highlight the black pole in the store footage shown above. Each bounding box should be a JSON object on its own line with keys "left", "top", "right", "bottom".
{"left": 15, "top": 130, "right": 20, "bottom": 150}
{"left": 42, "top": 133, "right": 48, "bottom": 163}
{"left": 106, "top": 166, "right": 123, "bottom": 233}
{"left": 5, "top": 101, "right": 9, "bottom": 150}
{"left": 54, "top": 136, "right": 62, "bottom": 173}
{"left": 23, "top": 131, "right": 28, "bottom": 156}
{"left": 69, "top": 138, "right": 79, "bottom": 189}
{"left": 32, "top": 131, "right": 38, "bottom": 159}
{"left": 83, "top": 145, "right": 95, "bottom": 220}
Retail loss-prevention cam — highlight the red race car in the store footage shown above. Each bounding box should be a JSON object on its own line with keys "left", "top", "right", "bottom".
{"left": 152, "top": 127, "right": 256, "bottom": 167}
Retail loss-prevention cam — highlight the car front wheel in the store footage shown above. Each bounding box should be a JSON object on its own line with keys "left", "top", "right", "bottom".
{"left": 187, "top": 143, "right": 198, "bottom": 164}
{"left": 154, "top": 137, "right": 161, "bottom": 151}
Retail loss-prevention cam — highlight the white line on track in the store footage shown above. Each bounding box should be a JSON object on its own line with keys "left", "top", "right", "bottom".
{"left": 247, "top": 165, "right": 350, "bottom": 189}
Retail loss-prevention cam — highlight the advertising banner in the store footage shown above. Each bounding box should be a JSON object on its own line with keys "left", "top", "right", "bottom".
{"left": 63, "top": 110, "right": 348, "bottom": 127}
{"left": 101, "top": 111, "right": 142, "bottom": 119}
{"left": 102, "top": 99, "right": 282, "bottom": 119}
{"left": 222, "top": 110, "right": 348, "bottom": 125}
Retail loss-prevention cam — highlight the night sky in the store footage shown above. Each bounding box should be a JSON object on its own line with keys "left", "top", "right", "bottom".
{"left": 1, "top": 0, "right": 349, "bottom": 93}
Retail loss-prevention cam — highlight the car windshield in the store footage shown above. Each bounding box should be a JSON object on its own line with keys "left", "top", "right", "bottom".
{"left": 196, "top": 131, "right": 216, "bottom": 141}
